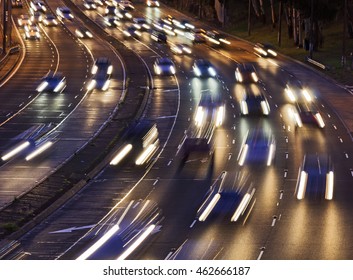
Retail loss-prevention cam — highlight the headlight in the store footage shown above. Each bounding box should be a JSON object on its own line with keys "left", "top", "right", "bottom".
{"left": 170, "top": 66, "right": 175, "bottom": 74}
{"left": 107, "top": 65, "right": 113, "bottom": 75}
{"left": 155, "top": 65, "right": 161, "bottom": 75}
{"left": 260, "top": 100, "right": 270, "bottom": 115}
{"left": 208, "top": 67, "right": 216, "bottom": 77}
{"left": 102, "top": 79, "right": 110, "bottom": 91}
{"left": 251, "top": 72, "right": 258, "bottom": 82}
{"left": 91, "top": 65, "right": 98, "bottom": 74}
{"left": 87, "top": 79, "right": 96, "bottom": 90}
{"left": 194, "top": 67, "right": 201, "bottom": 77}
{"left": 54, "top": 81, "right": 65, "bottom": 92}
{"left": 36, "top": 81, "right": 48, "bottom": 92}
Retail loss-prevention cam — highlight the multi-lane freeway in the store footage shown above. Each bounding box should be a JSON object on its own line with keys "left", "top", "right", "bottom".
{"left": 0, "top": 0, "right": 353, "bottom": 260}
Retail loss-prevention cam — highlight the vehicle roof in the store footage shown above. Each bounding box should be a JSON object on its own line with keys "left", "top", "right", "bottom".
{"left": 157, "top": 57, "right": 173, "bottom": 64}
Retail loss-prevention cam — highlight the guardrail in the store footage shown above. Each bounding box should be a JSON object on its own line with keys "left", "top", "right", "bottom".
{"left": 306, "top": 57, "right": 329, "bottom": 70}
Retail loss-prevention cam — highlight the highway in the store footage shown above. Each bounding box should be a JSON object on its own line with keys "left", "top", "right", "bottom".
{"left": 1, "top": 1, "right": 353, "bottom": 260}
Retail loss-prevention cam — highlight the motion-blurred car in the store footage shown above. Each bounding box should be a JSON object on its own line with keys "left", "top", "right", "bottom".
{"left": 192, "top": 59, "right": 217, "bottom": 78}
{"left": 296, "top": 154, "right": 334, "bottom": 200}
{"left": 197, "top": 172, "right": 255, "bottom": 223}
{"left": 30, "top": 0, "right": 47, "bottom": 13}
{"left": 194, "top": 92, "right": 224, "bottom": 128}
{"left": 205, "top": 30, "right": 231, "bottom": 46}
{"left": 132, "top": 17, "right": 150, "bottom": 31}
{"left": 239, "top": 88, "right": 270, "bottom": 116}
{"left": 104, "top": 15, "right": 120, "bottom": 27}
{"left": 30, "top": 11, "right": 43, "bottom": 23}
{"left": 237, "top": 129, "right": 276, "bottom": 166}
{"left": 153, "top": 57, "right": 176, "bottom": 75}
{"left": 290, "top": 102, "right": 325, "bottom": 128}
{"left": 24, "top": 24, "right": 40, "bottom": 40}
{"left": 83, "top": 0, "right": 97, "bottom": 9}
{"left": 88, "top": 57, "right": 113, "bottom": 91}
{"left": 11, "top": 0, "right": 23, "bottom": 8}
{"left": 254, "top": 42, "right": 277, "bottom": 57}
{"left": 151, "top": 30, "right": 167, "bottom": 43}
{"left": 116, "top": 9, "right": 133, "bottom": 21}
{"left": 36, "top": 71, "right": 66, "bottom": 93}
{"left": 285, "top": 83, "right": 325, "bottom": 128}
{"left": 17, "top": 14, "right": 32, "bottom": 27}
{"left": 75, "top": 27, "right": 93, "bottom": 38}
{"left": 185, "top": 28, "right": 206, "bottom": 43}
{"left": 146, "top": 0, "right": 159, "bottom": 7}
{"left": 76, "top": 199, "right": 163, "bottom": 260}
{"left": 104, "top": 4, "right": 117, "bottom": 15}
{"left": 42, "top": 14, "right": 58, "bottom": 26}
{"left": 56, "top": 7, "right": 74, "bottom": 20}
{"left": 118, "top": 0, "right": 134, "bottom": 10}
{"left": 170, "top": 43, "right": 192, "bottom": 55}
{"left": 123, "top": 25, "right": 142, "bottom": 38}
{"left": 235, "top": 63, "right": 259, "bottom": 83}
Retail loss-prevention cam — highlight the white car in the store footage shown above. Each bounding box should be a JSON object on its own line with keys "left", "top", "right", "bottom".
{"left": 56, "top": 7, "right": 74, "bottom": 20}
{"left": 24, "top": 24, "right": 40, "bottom": 40}
{"left": 18, "top": 14, "right": 32, "bottom": 27}
{"left": 147, "top": 0, "right": 159, "bottom": 7}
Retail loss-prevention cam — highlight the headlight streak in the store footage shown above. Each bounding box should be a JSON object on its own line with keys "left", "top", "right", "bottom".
{"left": 198, "top": 193, "right": 221, "bottom": 222}
{"left": 54, "top": 81, "right": 64, "bottom": 92}
{"left": 241, "top": 100, "right": 248, "bottom": 115}
{"left": 110, "top": 144, "right": 133, "bottom": 165}
{"left": 325, "top": 171, "right": 334, "bottom": 200}
{"left": 261, "top": 100, "right": 270, "bottom": 115}
{"left": 285, "top": 87, "right": 296, "bottom": 102}
{"left": 194, "top": 67, "right": 201, "bottom": 77}
{"left": 102, "top": 79, "right": 110, "bottom": 91}
{"left": 302, "top": 89, "right": 312, "bottom": 102}
{"left": 1, "top": 141, "right": 31, "bottom": 161}
{"left": 238, "top": 144, "right": 249, "bottom": 166}
{"left": 76, "top": 224, "right": 121, "bottom": 260}
{"left": 135, "top": 141, "right": 158, "bottom": 165}
{"left": 215, "top": 106, "right": 224, "bottom": 127}
{"left": 251, "top": 72, "right": 258, "bottom": 82}
{"left": 231, "top": 188, "right": 255, "bottom": 222}
{"left": 315, "top": 113, "right": 325, "bottom": 128}
{"left": 267, "top": 49, "right": 277, "bottom": 56}
{"left": 195, "top": 106, "right": 204, "bottom": 127}
{"left": 267, "top": 143, "right": 275, "bottom": 166}
{"left": 87, "top": 79, "right": 96, "bottom": 90}
{"left": 208, "top": 67, "right": 216, "bottom": 77}
{"left": 296, "top": 170, "right": 308, "bottom": 200}
{"left": 116, "top": 224, "right": 156, "bottom": 260}
{"left": 25, "top": 141, "right": 53, "bottom": 161}
{"left": 36, "top": 81, "right": 48, "bottom": 92}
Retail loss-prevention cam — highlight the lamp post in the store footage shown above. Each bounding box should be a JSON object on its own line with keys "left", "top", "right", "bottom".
{"left": 342, "top": 0, "right": 347, "bottom": 67}
{"left": 2, "top": 0, "right": 11, "bottom": 54}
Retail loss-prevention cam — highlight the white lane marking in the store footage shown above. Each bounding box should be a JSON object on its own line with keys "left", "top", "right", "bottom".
{"left": 333, "top": 124, "right": 337, "bottom": 130}
{"left": 339, "top": 137, "right": 343, "bottom": 143}
{"left": 350, "top": 170, "right": 353, "bottom": 177}
{"left": 153, "top": 179, "right": 159, "bottom": 186}
{"left": 271, "top": 218, "right": 276, "bottom": 227}
{"left": 164, "top": 251, "right": 174, "bottom": 260}
{"left": 167, "top": 160, "right": 172, "bottom": 166}
{"left": 345, "top": 153, "right": 349, "bottom": 159}
{"left": 190, "top": 220, "right": 197, "bottom": 228}
{"left": 228, "top": 153, "right": 232, "bottom": 160}
{"left": 257, "top": 250, "right": 264, "bottom": 260}
{"left": 284, "top": 170, "right": 287, "bottom": 178}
